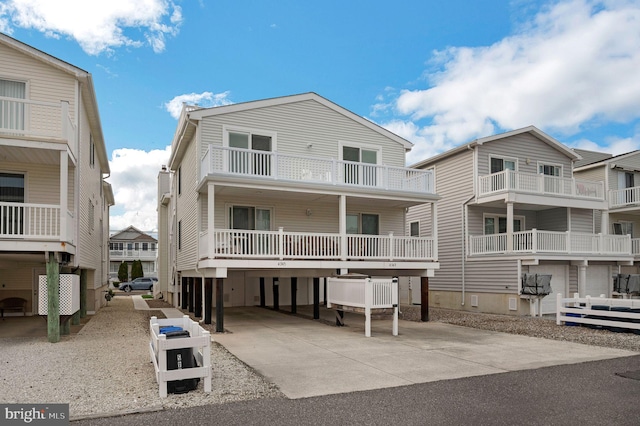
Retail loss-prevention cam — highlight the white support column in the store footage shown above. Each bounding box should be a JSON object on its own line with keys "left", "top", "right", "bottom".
{"left": 431, "top": 202, "right": 438, "bottom": 260}
{"left": 601, "top": 210, "right": 609, "bottom": 234}
{"left": 506, "top": 202, "right": 514, "bottom": 252}
{"left": 339, "top": 195, "right": 347, "bottom": 260}
{"left": 207, "top": 182, "right": 215, "bottom": 260}
{"left": 59, "top": 150, "right": 68, "bottom": 242}
{"left": 578, "top": 263, "right": 587, "bottom": 297}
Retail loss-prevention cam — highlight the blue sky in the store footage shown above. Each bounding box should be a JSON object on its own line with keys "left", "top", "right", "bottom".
{"left": 1, "top": 0, "right": 640, "bottom": 232}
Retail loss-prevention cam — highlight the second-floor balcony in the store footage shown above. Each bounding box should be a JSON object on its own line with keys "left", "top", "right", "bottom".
{"left": 469, "top": 229, "right": 631, "bottom": 257}
{"left": 0, "top": 202, "right": 75, "bottom": 245}
{"left": 109, "top": 248, "right": 157, "bottom": 261}
{"left": 609, "top": 187, "right": 640, "bottom": 209}
{"left": 478, "top": 170, "right": 604, "bottom": 200}
{"left": 200, "top": 145, "right": 435, "bottom": 195}
{"left": 199, "top": 228, "right": 436, "bottom": 262}
{"left": 0, "top": 97, "right": 76, "bottom": 147}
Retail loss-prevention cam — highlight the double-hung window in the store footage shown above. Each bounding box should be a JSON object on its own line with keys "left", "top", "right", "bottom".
{"left": 538, "top": 162, "right": 562, "bottom": 194}
{"left": 225, "top": 127, "right": 276, "bottom": 177}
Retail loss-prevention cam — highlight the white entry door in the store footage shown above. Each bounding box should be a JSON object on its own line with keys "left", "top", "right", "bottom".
{"left": 585, "top": 265, "right": 611, "bottom": 297}
{"left": 529, "top": 265, "right": 567, "bottom": 315}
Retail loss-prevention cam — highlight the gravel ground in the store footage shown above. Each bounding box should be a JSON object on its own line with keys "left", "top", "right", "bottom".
{"left": 1, "top": 297, "right": 638, "bottom": 422}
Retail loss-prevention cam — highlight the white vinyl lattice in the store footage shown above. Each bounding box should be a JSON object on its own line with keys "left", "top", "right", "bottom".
{"left": 38, "top": 274, "right": 80, "bottom": 315}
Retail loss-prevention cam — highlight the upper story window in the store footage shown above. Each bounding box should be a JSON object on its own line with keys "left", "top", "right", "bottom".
{"left": 490, "top": 157, "right": 516, "bottom": 173}
{"left": 410, "top": 221, "right": 420, "bottom": 237}
{"left": 0, "top": 79, "right": 26, "bottom": 131}
{"left": 177, "top": 166, "right": 182, "bottom": 195}
{"left": 539, "top": 163, "right": 562, "bottom": 177}
{"left": 613, "top": 221, "right": 633, "bottom": 236}
{"left": 484, "top": 214, "right": 524, "bottom": 235}
{"left": 224, "top": 126, "right": 276, "bottom": 177}
{"left": 341, "top": 143, "right": 380, "bottom": 186}
{"left": 89, "top": 134, "right": 96, "bottom": 168}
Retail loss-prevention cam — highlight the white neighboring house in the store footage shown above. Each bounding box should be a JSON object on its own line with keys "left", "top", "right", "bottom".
{"left": 109, "top": 225, "right": 158, "bottom": 282}
{"left": 407, "top": 126, "right": 633, "bottom": 316}
{"left": 0, "top": 34, "right": 114, "bottom": 331}
{"left": 158, "top": 93, "right": 440, "bottom": 326}
{"left": 573, "top": 149, "right": 640, "bottom": 272}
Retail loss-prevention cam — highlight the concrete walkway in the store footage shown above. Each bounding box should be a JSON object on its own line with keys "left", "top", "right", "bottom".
{"left": 209, "top": 307, "right": 637, "bottom": 399}
{"left": 131, "top": 295, "right": 185, "bottom": 318}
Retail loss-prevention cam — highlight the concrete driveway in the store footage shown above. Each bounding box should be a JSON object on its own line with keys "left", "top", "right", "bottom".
{"left": 213, "top": 307, "right": 637, "bottom": 399}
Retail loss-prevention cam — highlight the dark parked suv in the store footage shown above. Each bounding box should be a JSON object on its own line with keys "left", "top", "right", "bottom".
{"left": 119, "top": 277, "right": 157, "bottom": 292}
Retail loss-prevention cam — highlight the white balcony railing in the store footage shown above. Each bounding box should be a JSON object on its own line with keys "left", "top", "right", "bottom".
{"left": 109, "top": 249, "right": 158, "bottom": 260}
{"left": 200, "top": 145, "right": 435, "bottom": 194}
{"left": 469, "top": 229, "right": 631, "bottom": 256}
{"left": 0, "top": 97, "right": 76, "bottom": 146}
{"left": 609, "top": 186, "right": 640, "bottom": 209}
{"left": 199, "top": 228, "right": 435, "bottom": 261}
{"left": 0, "top": 202, "right": 69, "bottom": 240}
{"left": 478, "top": 170, "right": 604, "bottom": 200}
{"left": 632, "top": 239, "right": 640, "bottom": 255}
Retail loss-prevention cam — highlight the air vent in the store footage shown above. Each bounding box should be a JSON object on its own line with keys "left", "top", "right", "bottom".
{"left": 509, "top": 297, "right": 518, "bottom": 311}
{"left": 470, "top": 295, "right": 478, "bottom": 307}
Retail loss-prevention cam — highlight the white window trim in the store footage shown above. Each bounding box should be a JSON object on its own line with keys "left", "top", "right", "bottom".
{"left": 483, "top": 213, "right": 526, "bottom": 235}
{"left": 537, "top": 161, "right": 563, "bottom": 176}
{"left": 0, "top": 170, "right": 28, "bottom": 203}
{"left": 223, "top": 125, "right": 278, "bottom": 151}
{"left": 410, "top": 220, "right": 420, "bottom": 237}
{"left": 338, "top": 141, "right": 382, "bottom": 164}
{"left": 225, "top": 203, "right": 275, "bottom": 231}
{"left": 488, "top": 155, "right": 518, "bottom": 173}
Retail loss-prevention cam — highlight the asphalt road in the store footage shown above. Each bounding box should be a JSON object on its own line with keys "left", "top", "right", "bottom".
{"left": 73, "top": 355, "right": 640, "bottom": 426}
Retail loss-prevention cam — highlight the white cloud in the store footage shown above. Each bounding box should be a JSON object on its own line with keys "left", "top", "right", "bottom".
{"left": 107, "top": 146, "right": 171, "bottom": 233}
{"left": 0, "top": 0, "right": 183, "bottom": 55}
{"left": 164, "top": 91, "right": 233, "bottom": 119}
{"left": 385, "top": 0, "right": 640, "bottom": 157}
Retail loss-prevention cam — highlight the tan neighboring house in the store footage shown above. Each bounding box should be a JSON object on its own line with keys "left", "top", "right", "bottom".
{"left": 109, "top": 226, "right": 158, "bottom": 280}
{"left": 0, "top": 33, "right": 113, "bottom": 336}
{"left": 158, "top": 93, "right": 440, "bottom": 327}
{"left": 573, "top": 149, "right": 640, "bottom": 270}
{"left": 407, "top": 126, "right": 633, "bottom": 316}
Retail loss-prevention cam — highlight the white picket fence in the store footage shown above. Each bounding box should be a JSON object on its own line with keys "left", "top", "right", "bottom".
{"left": 326, "top": 277, "right": 398, "bottom": 337}
{"left": 556, "top": 293, "right": 640, "bottom": 332}
{"left": 149, "top": 315, "right": 212, "bottom": 398}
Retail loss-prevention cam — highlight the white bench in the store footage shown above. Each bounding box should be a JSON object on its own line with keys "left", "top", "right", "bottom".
{"left": 149, "top": 315, "right": 212, "bottom": 398}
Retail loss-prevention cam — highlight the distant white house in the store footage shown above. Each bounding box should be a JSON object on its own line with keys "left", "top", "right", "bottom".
{"left": 407, "top": 126, "right": 632, "bottom": 316}
{"left": 158, "top": 93, "right": 440, "bottom": 326}
{"left": 0, "top": 33, "right": 114, "bottom": 331}
{"left": 109, "top": 226, "right": 158, "bottom": 280}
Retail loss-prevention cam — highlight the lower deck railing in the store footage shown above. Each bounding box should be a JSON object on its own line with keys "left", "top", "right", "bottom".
{"left": 469, "top": 229, "right": 631, "bottom": 256}
{"left": 199, "top": 228, "right": 435, "bottom": 261}
{"left": 0, "top": 202, "right": 74, "bottom": 242}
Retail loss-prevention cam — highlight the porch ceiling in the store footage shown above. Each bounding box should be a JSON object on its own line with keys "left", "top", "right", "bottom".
{"left": 210, "top": 184, "right": 424, "bottom": 209}
{"left": 0, "top": 143, "right": 61, "bottom": 165}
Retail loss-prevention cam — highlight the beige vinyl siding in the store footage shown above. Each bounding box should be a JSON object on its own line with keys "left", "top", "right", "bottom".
{"left": 175, "top": 136, "right": 199, "bottom": 271}
{"left": 570, "top": 209, "right": 595, "bottom": 233}
{"left": 411, "top": 149, "right": 491, "bottom": 292}
{"left": 574, "top": 165, "right": 605, "bottom": 183}
{"left": 477, "top": 133, "right": 573, "bottom": 178}
{"left": 0, "top": 42, "right": 77, "bottom": 125}
{"left": 211, "top": 194, "right": 404, "bottom": 235}
{"left": 199, "top": 99, "right": 406, "bottom": 168}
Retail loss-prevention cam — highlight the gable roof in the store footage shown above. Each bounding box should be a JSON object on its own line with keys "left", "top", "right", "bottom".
{"left": 0, "top": 32, "right": 110, "bottom": 173}
{"left": 574, "top": 149, "right": 640, "bottom": 172}
{"left": 411, "top": 126, "right": 581, "bottom": 169}
{"left": 572, "top": 148, "right": 613, "bottom": 168}
{"left": 110, "top": 226, "right": 157, "bottom": 242}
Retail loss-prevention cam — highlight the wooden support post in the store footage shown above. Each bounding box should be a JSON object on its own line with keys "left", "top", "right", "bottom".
{"left": 313, "top": 277, "right": 320, "bottom": 319}
{"left": 47, "top": 252, "right": 60, "bottom": 343}
{"left": 273, "top": 278, "right": 279, "bottom": 311}
{"left": 194, "top": 277, "right": 202, "bottom": 318}
{"left": 421, "top": 276, "right": 429, "bottom": 322}
{"left": 336, "top": 310, "right": 344, "bottom": 327}
{"left": 215, "top": 278, "right": 224, "bottom": 332}
{"left": 188, "top": 278, "right": 195, "bottom": 313}
{"left": 291, "top": 277, "right": 297, "bottom": 314}
{"left": 204, "top": 278, "right": 212, "bottom": 324}
{"left": 61, "top": 316, "right": 70, "bottom": 335}
{"left": 79, "top": 268, "right": 87, "bottom": 318}
{"left": 259, "top": 277, "right": 265, "bottom": 307}
{"left": 181, "top": 277, "right": 188, "bottom": 310}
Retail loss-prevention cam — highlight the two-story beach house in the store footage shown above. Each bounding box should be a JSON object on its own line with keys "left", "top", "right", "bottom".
{"left": 109, "top": 226, "right": 158, "bottom": 280}
{"left": 157, "top": 93, "right": 440, "bottom": 326}
{"left": 0, "top": 34, "right": 113, "bottom": 335}
{"left": 573, "top": 149, "right": 640, "bottom": 272}
{"left": 408, "top": 126, "right": 633, "bottom": 316}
